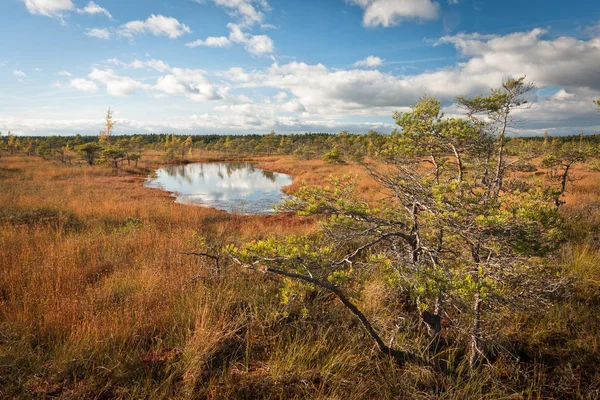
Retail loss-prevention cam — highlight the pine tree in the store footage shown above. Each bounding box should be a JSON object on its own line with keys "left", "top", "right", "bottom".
{"left": 99, "top": 108, "right": 116, "bottom": 144}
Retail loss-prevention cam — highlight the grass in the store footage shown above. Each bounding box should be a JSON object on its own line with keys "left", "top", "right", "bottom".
{"left": 0, "top": 153, "right": 599, "bottom": 399}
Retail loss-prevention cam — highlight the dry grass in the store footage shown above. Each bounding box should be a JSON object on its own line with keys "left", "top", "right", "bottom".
{"left": 1, "top": 154, "right": 599, "bottom": 399}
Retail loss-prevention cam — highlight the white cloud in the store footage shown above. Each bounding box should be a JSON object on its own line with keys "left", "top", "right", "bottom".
{"left": 77, "top": 1, "right": 111, "bottom": 18}
{"left": 194, "top": 0, "right": 269, "bottom": 26}
{"left": 71, "top": 60, "right": 222, "bottom": 102}
{"left": 22, "top": 0, "right": 75, "bottom": 21}
{"left": 0, "top": 113, "right": 395, "bottom": 136}
{"left": 12, "top": 26, "right": 600, "bottom": 136}
{"left": 88, "top": 68, "right": 150, "bottom": 96}
{"left": 227, "top": 62, "right": 418, "bottom": 116}
{"left": 69, "top": 78, "right": 98, "bottom": 93}
{"left": 274, "top": 91, "right": 288, "bottom": 102}
{"left": 227, "top": 23, "right": 274, "bottom": 55}
{"left": 145, "top": 59, "right": 172, "bottom": 72}
{"left": 105, "top": 58, "right": 172, "bottom": 73}
{"left": 186, "top": 36, "right": 232, "bottom": 48}
{"left": 550, "top": 89, "right": 575, "bottom": 101}
{"left": 154, "top": 68, "right": 223, "bottom": 101}
{"left": 437, "top": 28, "right": 600, "bottom": 90}
{"left": 210, "top": 27, "right": 600, "bottom": 135}
{"left": 13, "top": 70, "right": 27, "bottom": 79}
{"left": 118, "top": 14, "right": 191, "bottom": 39}
{"left": 85, "top": 28, "right": 111, "bottom": 39}
{"left": 221, "top": 29, "right": 600, "bottom": 120}
{"left": 58, "top": 70, "right": 72, "bottom": 76}
{"left": 348, "top": 0, "right": 441, "bottom": 27}
{"left": 354, "top": 55, "right": 384, "bottom": 67}
{"left": 189, "top": 1, "right": 273, "bottom": 55}
{"left": 244, "top": 34, "right": 274, "bottom": 55}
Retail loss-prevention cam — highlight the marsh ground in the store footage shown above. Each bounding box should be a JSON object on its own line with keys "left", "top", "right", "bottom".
{"left": 1, "top": 152, "right": 599, "bottom": 399}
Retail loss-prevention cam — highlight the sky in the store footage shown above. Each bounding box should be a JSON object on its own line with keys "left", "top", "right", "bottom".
{"left": 1, "top": 0, "right": 599, "bottom": 136}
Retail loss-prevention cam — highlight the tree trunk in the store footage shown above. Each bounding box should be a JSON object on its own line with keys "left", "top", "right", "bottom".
{"left": 430, "top": 154, "right": 440, "bottom": 184}
{"left": 556, "top": 164, "right": 571, "bottom": 206}
{"left": 469, "top": 294, "right": 483, "bottom": 369}
{"left": 422, "top": 294, "right": 443, "bottom": 336}
{"left": 493, "top": 108, "right": 510, "bottom": 197}
{"left": 263, "top": 265, "right": 417, "bottom": 365}
{"left": 450, "top": 144, "right": 463, "bottom": 183}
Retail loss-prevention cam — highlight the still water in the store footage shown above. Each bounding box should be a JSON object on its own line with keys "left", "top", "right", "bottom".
{"left": 145, "top": 162, "right": 293, "bottom": 214}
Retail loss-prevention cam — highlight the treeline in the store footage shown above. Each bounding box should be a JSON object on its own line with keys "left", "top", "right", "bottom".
{"left": 1, "top": 124, "right": 600, "bottom": 168}
{"left": 0, "top": 133, "right": 145, "bottom": 167}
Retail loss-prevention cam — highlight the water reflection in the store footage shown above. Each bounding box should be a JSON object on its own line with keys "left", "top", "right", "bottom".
{"left": 145, "top": 162, "right": 293, "bottom": 214}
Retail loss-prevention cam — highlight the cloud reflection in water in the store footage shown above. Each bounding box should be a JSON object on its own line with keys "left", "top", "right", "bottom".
{"left": 145, "top": 162, "right": 293, "bottom": 214}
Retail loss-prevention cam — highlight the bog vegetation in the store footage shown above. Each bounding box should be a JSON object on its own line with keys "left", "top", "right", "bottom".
{"left": 1, "top": 79, "right": 600, "bottom": 399}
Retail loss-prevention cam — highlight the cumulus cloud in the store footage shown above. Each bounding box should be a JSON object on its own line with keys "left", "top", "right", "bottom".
{"left": 244, "top": 33, "right": 274, "bottom": 55}
{"left": 354, "top": 55, "right": 384, "bottom": 67}
{"left": 550, "top": 89, "right": 575, "bottom": 102}
{"left": 68, "top": 59, "right": 223, "bottom": 102}
{"left": 216, "top": 27, "right": 600, "bottom": 131}
{"left": 194, "top": 0, "right": 269, "bottom": 26}
{"left": 118, "top": 14, "right": 191, "bottom": 39}
{"left": 85, "top": 28, "right": 111, "bottom": 39}
{"left": 188, "top": 24, "right": 274, "bottom": 55}
{"left": 437, "top": 28, "right": 600, "bottom": 90}
{"left": 348, "top": 0, "right": 441, "bottom": 27}
{"left": 87, "top": 68, "right": 150, "bottom": 96}
{"left": 188, "top": 1, "right": 274, "bottom": 55}
{"left": 77, "top": 1, "right": 111, "bottom": 18}
{"left": 19, "top": 26, "right": 600, "bottom": 136}
{"left": 226, "top": 62, "right": 417, "bottom": 116}
{"left": 186, "top": 36, "right": 232, "bottom": 48}
{"left": 22, "top": 0, "right": 75, "bottom": 21}
{"left": 69, "top": 78, "right": 98, "bottom": 93}
{"left": 160, "top": 27, "right": 600, "bottom": 134}
{"left": 0, "top": 113, "right": 394, "bottom": 136}
{"left": 154, "top": 68, "right": 223, "bottom": 101}
{"left": 227, "top": 23, "right": 274, "bottom": 55}
{"left": 106, "top": 58, "right": 173, "bottom": 73}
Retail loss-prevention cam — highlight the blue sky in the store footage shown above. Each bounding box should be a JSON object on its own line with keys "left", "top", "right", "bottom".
{"left": 1, "top": 0, "right": 599, "bottom": 136}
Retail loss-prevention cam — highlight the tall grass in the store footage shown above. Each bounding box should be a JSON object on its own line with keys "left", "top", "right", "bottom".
{"left": 0, "top": 155, "right": 599, "bottom": 399}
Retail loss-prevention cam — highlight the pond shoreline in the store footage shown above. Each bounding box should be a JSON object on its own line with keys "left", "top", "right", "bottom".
{"left": 144, "top": 161, "right": 294, "bottom": 215}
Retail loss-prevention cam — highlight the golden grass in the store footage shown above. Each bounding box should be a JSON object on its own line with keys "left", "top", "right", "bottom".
{"left": 1, "top": 153, "right": 599, "bottom": 399}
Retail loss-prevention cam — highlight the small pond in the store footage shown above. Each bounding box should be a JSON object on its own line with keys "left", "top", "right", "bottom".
{"left": 145, "top": 162, "right": 293, "bottom": 215}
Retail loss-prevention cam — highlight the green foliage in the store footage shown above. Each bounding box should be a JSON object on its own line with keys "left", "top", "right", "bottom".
{"left": 323, "top": 145, "right": 346, "bottom": 164}
{"left": 112, "top": 216, "right": 143, "bottom": 234}
{"left": 541, "top": 141, "right": 591, "bottom": 205}
{"left": 101, "top": 146, "right": 126, "bottom": 168}
{"left": 75, "top": 142, "right": 102, "bottom": 165}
